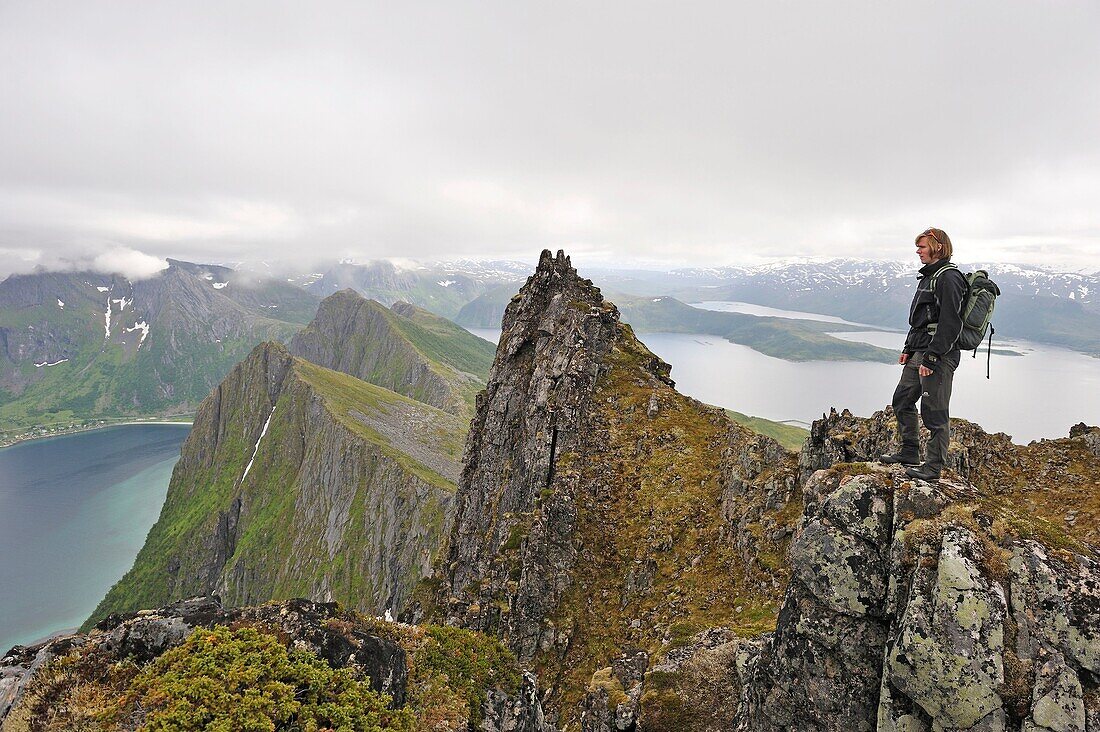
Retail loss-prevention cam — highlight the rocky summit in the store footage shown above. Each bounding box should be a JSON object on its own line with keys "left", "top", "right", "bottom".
{"left": 2, "top": 249, "right": 1098, "bottom": 731}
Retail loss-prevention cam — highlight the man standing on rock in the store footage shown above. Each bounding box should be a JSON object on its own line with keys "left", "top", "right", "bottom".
{"left": 879, "top": 228, "right": 968, "bottom": 481}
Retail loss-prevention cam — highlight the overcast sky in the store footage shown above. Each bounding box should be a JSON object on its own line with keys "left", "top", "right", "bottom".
{"left": 2, "top": 1, "right": 1099, "bottom": 279}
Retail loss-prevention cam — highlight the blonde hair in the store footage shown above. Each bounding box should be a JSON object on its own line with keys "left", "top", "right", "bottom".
{"left": 916, "top": 228, "right": 953, "bottom": 259}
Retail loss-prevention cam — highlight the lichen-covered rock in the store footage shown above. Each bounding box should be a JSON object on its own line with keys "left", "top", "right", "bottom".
{"left": 791, "top": 472, "right": 892, "bottom": 617}
{"left": 1024, "top": 654, "right": 1085, "bottom": 732}
{"left": 736, "top": 450, "right": 1099, "bottom": 732}
{"left": 736, "top": 469, "right": 895, "bottom": 731}
{"left": 1011, "top": 543, "right": 1100, "bottom": 677}
{"left": 884, "top": 527, "right": 1007, "bottom": 731}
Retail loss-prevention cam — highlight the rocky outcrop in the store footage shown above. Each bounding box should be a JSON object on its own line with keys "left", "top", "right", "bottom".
{"left": 734, "top": 457, "right": 1100, "bottom": 731}
{"left": 434, "top": 250, "right": 624, "bottom": 651}
{"left": 801, "top": 408, "right": 1100, "bottom": 547}
{"left": 87, "top": 341, "right": 464, "bottom": 627}
{"left": 289, "top": 289, "right": 494, "bottom": 417}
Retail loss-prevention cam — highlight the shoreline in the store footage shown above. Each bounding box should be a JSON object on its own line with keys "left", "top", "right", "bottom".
{"left": 0, "top": 418, "right": 194, "bottom": 450}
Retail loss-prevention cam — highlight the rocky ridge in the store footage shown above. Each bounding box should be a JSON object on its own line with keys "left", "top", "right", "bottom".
{"left": 5, "top": 249, "right": 1098, "bottom": 731}
{"left": 426, "top": 250, "right": 1099, "bottom": 729}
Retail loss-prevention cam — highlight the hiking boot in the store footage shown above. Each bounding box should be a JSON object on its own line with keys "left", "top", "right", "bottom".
{"left": 879, "top": 451, "right": 921, "bottom": 466}
{"left": 905, "top": 464, "right": 941, "bottom": 481}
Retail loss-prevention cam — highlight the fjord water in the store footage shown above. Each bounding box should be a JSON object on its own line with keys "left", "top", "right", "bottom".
{"left": 0, "top": 424, "right": 190, "bottom": 653}
{"left": 466, "top": 303, "right": 1100, "bottom": 443}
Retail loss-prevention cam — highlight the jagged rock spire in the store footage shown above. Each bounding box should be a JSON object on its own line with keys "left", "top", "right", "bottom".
{"left": 437, "top": 251, "right": 622, "bottom": 645}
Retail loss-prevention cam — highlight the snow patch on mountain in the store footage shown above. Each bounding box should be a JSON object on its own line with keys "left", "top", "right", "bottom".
{"left": 240, "top": 405, "right": 276, "bottom": 485}
{"left": 124, "top": 320, "right": 150, "bottom": 348}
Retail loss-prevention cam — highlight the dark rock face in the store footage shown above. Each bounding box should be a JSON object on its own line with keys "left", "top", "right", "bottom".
{"left": 481, "top": 671, "right": 554, "bottom": 732}
{"left": 436, "top": 250, "right": 622, "bottom": 656}
{"left": 428, "top": 249, "right": 802, "bottom": 727}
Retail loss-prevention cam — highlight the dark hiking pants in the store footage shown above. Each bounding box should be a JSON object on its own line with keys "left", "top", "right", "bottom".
{"left": 891, "top": 351, "right": 955, "bottom": 471}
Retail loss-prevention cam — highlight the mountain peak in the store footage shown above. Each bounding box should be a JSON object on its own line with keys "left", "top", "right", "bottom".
{"left": 427, "top": 250, "right": 797, "bottom": 722}
{"left": 289, "top": 288, "right": 494, "bottom": 417}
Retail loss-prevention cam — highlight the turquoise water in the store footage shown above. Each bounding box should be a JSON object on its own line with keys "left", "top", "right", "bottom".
{"left": 0, "top": 424, "right": 190, "bottom": 652}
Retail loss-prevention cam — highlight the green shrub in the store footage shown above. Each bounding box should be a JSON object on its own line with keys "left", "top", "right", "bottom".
{"left": 126, "top": 626, "right": 413, "bottom": 732}
{"left": 409, "top": 625, "right": 522, "bottom": 725}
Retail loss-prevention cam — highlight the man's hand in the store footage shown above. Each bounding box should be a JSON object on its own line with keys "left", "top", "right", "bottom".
{"left": 898, "top": 353, "right": 909, "bottom": 365}
{"left": 919, "top": 364, "right": 933, "bottom": 377}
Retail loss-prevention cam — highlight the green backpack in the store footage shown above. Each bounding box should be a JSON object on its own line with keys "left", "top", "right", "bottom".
{"left": 928, "top": 264, "right": 1001, "bottom": 377}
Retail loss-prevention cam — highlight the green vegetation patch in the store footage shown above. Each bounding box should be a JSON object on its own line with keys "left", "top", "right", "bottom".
{"left": 409, "top": 625, "right": 523, "bottom": 726}
{"left": 387, "top": 303, "right": 496, "bottom": 379}
{"left": 294, "top": 358, "right": 464, "bottom": 491}
{"left": 8, "top": 626, "right": 413, "bottom": 732}
{"left": 724, "top": 409, "right": 808, "bottom": 452}
{"left": 126, "top": 626, "right": 413, "bottom": 731}
{"left": 539, "top": 324, "right": 798, "bottom": 720}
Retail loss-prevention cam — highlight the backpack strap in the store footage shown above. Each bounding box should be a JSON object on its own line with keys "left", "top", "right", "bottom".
{"left": 927, "top": 262, "right": 962, "bottom": 296}
{"left": 924, "top": 263, "right": 966, "bottom": 336}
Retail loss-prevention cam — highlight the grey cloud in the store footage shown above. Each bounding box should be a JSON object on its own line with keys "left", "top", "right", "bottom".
{"left": 1, "top": 1, "right": 1098, "bottom": 278}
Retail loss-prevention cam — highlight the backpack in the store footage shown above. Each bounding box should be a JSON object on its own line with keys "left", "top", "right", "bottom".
{"left": 928, "top": 263, "right": 1001, "bottom": 378}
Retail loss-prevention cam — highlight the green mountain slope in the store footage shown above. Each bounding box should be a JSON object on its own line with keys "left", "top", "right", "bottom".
{"left": 0, "top": 262, "right": 319, "bottom": 433}
{"left": 85, "top": 342, "right": 464, "bottom": 629}
{"left": 724, "top": 408, "right": 809, "bottom": 451}
{"left": 288, "top": 290, "right": 495, "bottom": 418}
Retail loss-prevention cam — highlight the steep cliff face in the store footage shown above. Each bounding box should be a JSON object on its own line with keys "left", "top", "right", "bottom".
{"left": 289, "top": 289, "right": 495, "bottom": 417}
{"left": 87, "top": 340, "right": 465, "bottom": 627}
{"left": 429, "top": 250, "right": 802, "bottom": 722}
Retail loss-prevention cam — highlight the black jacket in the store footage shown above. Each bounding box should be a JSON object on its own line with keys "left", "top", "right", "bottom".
{"left": 902, "top": 257, "right": 967, "bottom": 368}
